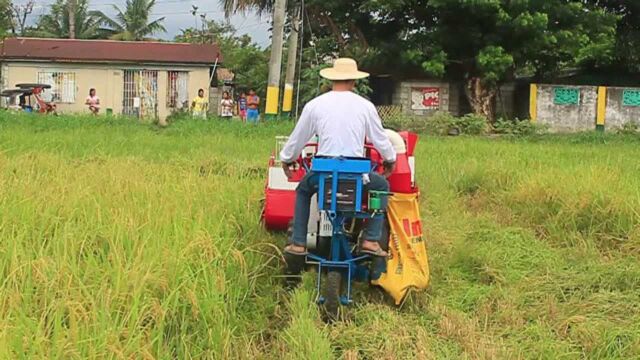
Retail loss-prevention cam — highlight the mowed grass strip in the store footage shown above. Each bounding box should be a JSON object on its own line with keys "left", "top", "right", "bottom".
{"left": 0, "top": 114, "right": 639, "bottom": 359}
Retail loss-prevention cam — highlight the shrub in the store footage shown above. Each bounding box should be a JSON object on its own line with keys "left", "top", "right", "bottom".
{"left": 493, "top": 118, "right": 548, "bottom": 136}
{"left": 382, "top": 114, "right": 433, "bottom": 134}
{"left": 429, "top": 111, "right": 458, "bottom": 135}
{"left": 455, "top": 113, "right": 489, "bottom": 135}
{"left": 617, "top": 121, "right": 639, "bottom": 135}
{"left": 383, "top": 111, "right": 490, "bottom": 135}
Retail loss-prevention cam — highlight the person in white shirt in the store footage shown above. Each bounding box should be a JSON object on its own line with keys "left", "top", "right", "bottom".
{"left": 281, "top": 58, "right": 397, "bottom": 257}
{"left": 220, "top": 91, "right": 234, "bottom": 119}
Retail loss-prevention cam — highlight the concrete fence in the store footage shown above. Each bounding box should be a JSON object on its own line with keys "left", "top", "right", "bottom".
{"left": 530, "top": 84, "right": 640, "bottom": 132}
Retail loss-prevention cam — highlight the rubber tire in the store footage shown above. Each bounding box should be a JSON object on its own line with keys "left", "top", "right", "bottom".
{"left": 323, "top": 270, "right": 342, "bottom": 322}
{"left": 283, "top": 252, "right": 305, "bottom": 289}
{"left": 313, "top": 236, "right": 331, "bottom": 259}
{"left": 369, "top": 216, "right": 390, "bottom": 283}
{"left": 380, "top": 216, "right": 390, "bottom": 252}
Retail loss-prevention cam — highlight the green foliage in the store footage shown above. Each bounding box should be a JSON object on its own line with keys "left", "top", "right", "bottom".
{"left": 493, "top": 119, "right": 549, "bottom": 136}
{"left": 0, "top": 0, "right": 11, "bottom": 37}
{"left": 218, "top": 0, "right": 274, "bottom": 17}
{"left": 383, "top": 112, "right": 488, "bottom": 136}
{"left": 476, "top": 46, "right": 514, "bottom": 85}
{"left": 583, "top": 0, "right": 637, "bottom": 72}
{"left": 32, "top": 0, "right": 104, "bottom": 39}
{"left": 300, "top": 0, "right": 617, "bottom": 119}
{"left": 421, "top": 50, "right": 447, "bottom": 78}
{"left": 410, "top": 0, "right": 617, "bottom": 82}
{"left": 94, "top": 0, "right": 166, "bottom": 41}
{"left": 455, "top": 113, "right": 490, "bottom": 135}
{"left": 616, "top": 121, "right": 640, "bottom": 135}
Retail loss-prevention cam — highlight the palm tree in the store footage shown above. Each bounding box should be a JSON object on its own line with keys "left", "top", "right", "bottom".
{"left": 34, "top": 0, "right": 103, "bottom": 39}
{"left": 95, "top": 0, "right": 166, "bottom": 41}
{"left": 219, "top": 0, "right": 273, "bottom": 17}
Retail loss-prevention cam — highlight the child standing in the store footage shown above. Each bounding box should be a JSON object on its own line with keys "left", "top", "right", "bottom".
{"left": 220, "top": 91, "right": 234, "bottom": 120}
{"left": 237, "top": 92, "right": 248, "bottom": 123}
{"left": 246, "top": 89, "right": 260, "bottom": 123}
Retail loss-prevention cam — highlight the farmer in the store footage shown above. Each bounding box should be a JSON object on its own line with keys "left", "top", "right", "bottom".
{"left": 246, "top": 89, "right": 260, "bottom": 123}
{"left": 191, "top": 89, "right": 208, "bottom": 119}
{"left": 280, "top": 58, "right": 397, "bottom": 257}
{"left": 85, "top": 88, "right": 100, "bottom": 115}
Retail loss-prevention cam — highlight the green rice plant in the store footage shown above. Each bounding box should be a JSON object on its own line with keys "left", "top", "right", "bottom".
{"left": 1, "top": 113, "right": 639, "bottom": 359}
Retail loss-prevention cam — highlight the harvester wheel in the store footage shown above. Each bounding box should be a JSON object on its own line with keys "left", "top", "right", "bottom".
{"left": 380, "top": 216, "right": 390, "bottom": 252}
{"left": 322, "top": 270, "right": 342, "bottom": 322}
{"left": 369, "top": 217, "right": 390, "bottom": 283}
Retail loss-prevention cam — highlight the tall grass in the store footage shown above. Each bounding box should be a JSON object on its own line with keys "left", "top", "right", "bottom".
{"left": 0, "top": 113, "right": 638, "bottom": 359}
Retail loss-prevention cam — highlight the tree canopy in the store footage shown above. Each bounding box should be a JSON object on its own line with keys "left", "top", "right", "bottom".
{"left": 94, "top": 0, "right": 166, "bottom": 41}
{"left": 33, "top": 0, "right": 103, "bottom": 39}
{"left": 175, "top": 19, "right": 270, "bottom": 97}
{"left": 301, "top": 0, "right": 618, "bottom": 119}
{"left": 0, "top": 0, "right": 11, "bottom": 37}
{"left": 585, "top": 0, "right": 640, "bottom": 73}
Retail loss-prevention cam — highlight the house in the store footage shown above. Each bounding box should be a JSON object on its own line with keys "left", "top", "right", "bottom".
{"left": 0, "top": 38, "right": 222, "bottom": 121}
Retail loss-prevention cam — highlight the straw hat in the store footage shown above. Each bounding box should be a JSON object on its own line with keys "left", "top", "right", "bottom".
{"left": 319, "top": 58, "right": 370, "bottom": 80}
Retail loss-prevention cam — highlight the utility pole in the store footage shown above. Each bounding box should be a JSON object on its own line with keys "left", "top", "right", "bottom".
{"left": 68, "top": 0, "right": 76, "bottom": 39}
{"left": 264, "top": 0, "right": 287, "bottom": 120}
{"left": 281, "top": 7, "right": 300, "bottom": 118}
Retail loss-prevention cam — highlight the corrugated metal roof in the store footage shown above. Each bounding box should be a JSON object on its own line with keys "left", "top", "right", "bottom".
{"left": 0, "top": 38, "right": 222, "bottom": 65}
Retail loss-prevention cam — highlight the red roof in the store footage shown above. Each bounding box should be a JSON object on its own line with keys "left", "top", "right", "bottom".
{"left": 0, "top": 38, "right": 222, "bottom": 65}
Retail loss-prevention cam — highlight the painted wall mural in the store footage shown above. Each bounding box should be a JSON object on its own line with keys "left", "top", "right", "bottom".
{"left": 411, "top": 87, "right": 440, "bottom": 110}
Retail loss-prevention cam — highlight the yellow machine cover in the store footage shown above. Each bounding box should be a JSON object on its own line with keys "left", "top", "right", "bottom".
{"left": 372, "top": 192, "right": 430, "bottom": 305}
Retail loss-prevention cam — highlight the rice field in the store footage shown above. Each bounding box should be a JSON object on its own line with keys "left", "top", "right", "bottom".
{"left": 0, "top": 114, "right": 639, "bottom": 359}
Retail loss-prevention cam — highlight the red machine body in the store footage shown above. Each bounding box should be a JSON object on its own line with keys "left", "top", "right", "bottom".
{"left": 262, "top": 132, "right": 419, "bottom": 231}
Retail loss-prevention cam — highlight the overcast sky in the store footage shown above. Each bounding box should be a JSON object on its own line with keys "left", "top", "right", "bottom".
{"left": 22, "top": 0, "right": 272, "bottom": 47}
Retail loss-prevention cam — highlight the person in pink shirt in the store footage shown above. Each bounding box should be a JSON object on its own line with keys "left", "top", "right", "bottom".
{"left": 85, "top": 88, "right": 100, "bottom": 115}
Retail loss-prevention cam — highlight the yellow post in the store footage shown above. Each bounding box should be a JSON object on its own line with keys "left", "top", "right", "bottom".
{"left": 282, "top": 84, "right": 294, "bottom": 113}
{"left": 265, "top": 86, "right": 280, "bottom": 115}
{"left": 264, "top": 0, "right": 288, "bottom": 120}
{"left": 597, "top": 86, "right": 607, "bottom": 131}
{"left": 529, "top": 83, "right": 537, "bottom": 123}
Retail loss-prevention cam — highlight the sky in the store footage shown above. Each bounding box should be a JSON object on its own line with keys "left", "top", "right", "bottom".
{"left": 20, "top": 0, "right": 272, "bottom": 47}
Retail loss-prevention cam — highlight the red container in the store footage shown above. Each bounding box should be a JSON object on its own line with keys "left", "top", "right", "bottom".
{"left": 387, "top": 153, "right": 413, "bottom": 193}
{"left": 398, "top": 131, "right": 419, "bottom": 156}
{"left": 263, "top": 188, "right": 296, "bottom": 231}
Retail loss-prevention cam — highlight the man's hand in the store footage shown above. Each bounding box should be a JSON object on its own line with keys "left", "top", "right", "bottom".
{"left": 282, "top": 161, "right": 296, "bottom": 180}
{"left": 382, "top": 160, "right": 396, "bottom": 178}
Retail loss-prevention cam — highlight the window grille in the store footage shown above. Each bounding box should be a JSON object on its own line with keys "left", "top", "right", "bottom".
{"left": 123, "top": 70, "right": 158, "bottom": 118}
{"left": 37, "top": 72, "right": 76, "bottom": 103}
{"left": 622, "top": 89, "right": 640, "bottom": 107}
{"left": 553, "top": 87, "right": 580, "bottom": 105}
{"left": 167, "top": 71, "right": 189, "bottom": 109}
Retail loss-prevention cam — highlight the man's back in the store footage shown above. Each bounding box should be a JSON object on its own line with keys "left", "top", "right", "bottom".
{"left": 280, "top": 91, "right": 396, "bottom": 163}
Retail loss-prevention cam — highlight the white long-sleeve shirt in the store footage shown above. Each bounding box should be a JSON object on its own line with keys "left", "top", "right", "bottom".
{"left": 279, "top": 91, "right": 397, "bottom": 164}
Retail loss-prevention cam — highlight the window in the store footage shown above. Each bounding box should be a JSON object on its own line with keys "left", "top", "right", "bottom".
{"left": 167, "top": 71, "right": 189, "bottom": 109}
{"left": 37, "top": 72, "right": 76, "bottom": 103}
{"left": 123, "top": 70, "right": 158, "bottom": 118}
{"left": 553, "top": 87, "right": 580, "bottom": 105}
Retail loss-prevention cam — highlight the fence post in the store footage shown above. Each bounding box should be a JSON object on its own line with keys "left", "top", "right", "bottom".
{"left": 596, "top": 86, "right": 607, "bottom": 132}
{"left": 529, "top": 83, "right": 537, "bottom": 123}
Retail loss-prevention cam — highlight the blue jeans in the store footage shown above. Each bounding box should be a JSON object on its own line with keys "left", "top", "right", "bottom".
{"left": 290, "top": 172, "right": 389, "bottom": 246}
